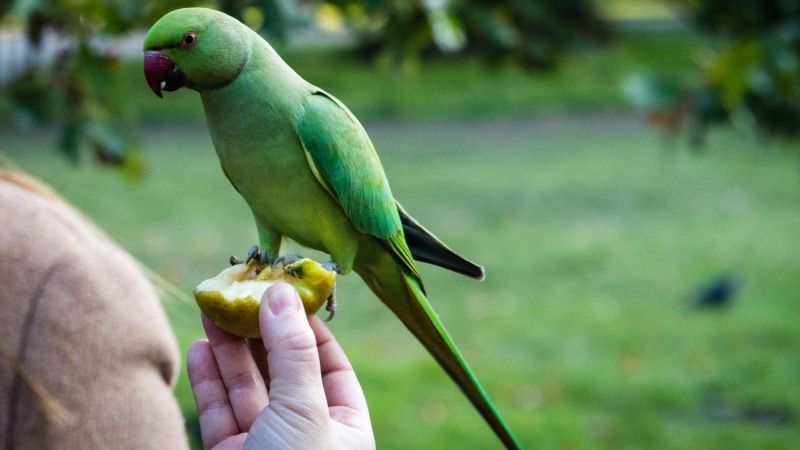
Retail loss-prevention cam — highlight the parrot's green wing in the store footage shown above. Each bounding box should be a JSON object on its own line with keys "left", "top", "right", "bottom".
{"left": 298, "top": 91, "right": 520, "bottom": 449}
{"left": 298, "top": 91, "right": 420, "bottom": 283}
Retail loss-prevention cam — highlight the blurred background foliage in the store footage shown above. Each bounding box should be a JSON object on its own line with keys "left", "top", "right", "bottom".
{"left": 625, "top": 0, "right": 800, "bottom": 146}
{"left": 5, "top": 0, "right": 799, "bottom": 172}
{"left": 2, "top": 1, "right": 800, "bottom": 449}
{"left": 1, "top": 0, "right": 609, "bottom": 173}
{"left": 1, "top": 0, "right": 199, "bottom": 176}
{"left": 321, "top": 0, "right": 609, "bottom": 70}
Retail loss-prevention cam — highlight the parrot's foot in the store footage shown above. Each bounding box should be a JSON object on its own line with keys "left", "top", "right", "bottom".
{"left": 324, "top": 285, "right": 336, "bottom": 322}
{"left": 229, "top": 245, "right": 274, "bottom": 272}
{"left": 246, "top": 245, "right": 273, "bottom": 266}
{"left": 271, "top": 253, "right": 304, "bottom": 269}
{"left": 321, "top": 261, "right": 342, "bottom": 274}
{"left": 321, "top": 261, "right": 339, "bottom": 321}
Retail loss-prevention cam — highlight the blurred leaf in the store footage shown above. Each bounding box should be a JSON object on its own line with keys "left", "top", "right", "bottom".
{"left": 422, "top": 0, "right": 465, "bottom": 53}
{"left": 9, "top": 0, "right": 44, "bottom": 18}
{"left": 9, "top": 70, "right": 57, "bottom": 127}
{"left": 59, "top": 119, "right": 82, "bottom": 162}
{"left": 622, "top": 71, "right": 684, "bottom": 110}
{"left": 708, "top": 40, "right": 762, "bottom": 109}
{"left": 640, "top": 0, "right": 800, "bottom": 145}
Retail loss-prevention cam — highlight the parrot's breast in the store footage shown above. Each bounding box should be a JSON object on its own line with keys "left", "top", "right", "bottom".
{"left": 200, "top": 85, "right": 359, "bottom": 267}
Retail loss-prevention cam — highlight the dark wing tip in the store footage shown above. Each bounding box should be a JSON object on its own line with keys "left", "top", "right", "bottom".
{"left": 401, "top": 214, "right": 486, "bottom": 280}
{"left": 450, "top": 259, "right": 485, "bottom": 280}
{"left": 473, "top": 265, "right": 486, "bottom": 281}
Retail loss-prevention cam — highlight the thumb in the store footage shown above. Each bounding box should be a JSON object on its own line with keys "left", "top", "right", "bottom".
{"left": 259, "top": 282, "right": 327, "bottom": 411}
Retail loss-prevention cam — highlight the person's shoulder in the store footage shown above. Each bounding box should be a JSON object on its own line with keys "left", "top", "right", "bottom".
{"left": 0, "top": 169, "right": 181, "bottom": 383}
{"left": 0, "top": 170, "right": 103, "bottom": 253}
{"left": 0, "top": 171, "right": 188, "bottom": 450}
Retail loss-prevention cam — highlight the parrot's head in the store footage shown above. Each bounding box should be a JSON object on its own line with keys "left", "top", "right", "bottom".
{"left": 143, "top": 8, "right": 252, "bottom": 97}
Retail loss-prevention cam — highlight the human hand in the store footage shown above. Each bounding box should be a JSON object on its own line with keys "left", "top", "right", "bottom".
{"left": 187, "top": 282, "right": 375, "bottom": 449}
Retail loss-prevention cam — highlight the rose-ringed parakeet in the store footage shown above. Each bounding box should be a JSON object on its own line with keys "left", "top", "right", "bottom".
{"left": 143, "top": 8, "right": 520, "bottom": 449}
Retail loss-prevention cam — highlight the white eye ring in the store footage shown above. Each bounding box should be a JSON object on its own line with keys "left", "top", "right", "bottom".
{"left": 182, "top": 32, "right": 198, "bottom": 48}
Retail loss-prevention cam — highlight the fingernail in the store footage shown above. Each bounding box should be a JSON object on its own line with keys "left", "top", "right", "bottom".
{"left": 267, "top": 282, "right": 300, "bottom": 316}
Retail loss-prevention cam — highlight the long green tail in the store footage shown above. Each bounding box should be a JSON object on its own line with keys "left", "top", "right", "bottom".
{"left": 355, "top": 254, "right": 521, "bottom": 449}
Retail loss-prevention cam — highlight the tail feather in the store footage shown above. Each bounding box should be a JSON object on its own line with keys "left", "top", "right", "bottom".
{"left": 355, "top": 257, "right": 520, "bottom": 449}
{"left": 397, "top": 202, "right": 485, "bottom": 280}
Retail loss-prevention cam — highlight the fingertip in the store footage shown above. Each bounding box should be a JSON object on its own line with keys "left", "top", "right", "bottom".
{"left": 262, "top": 281, "right": 302, "bottom": 317}
{"left": 201, "top": 313, "right": 245, "bottom": 349}
{"left": 201, "top": 313, "right": 227, "bottom": 337}
{"left": 200, "top": 312, "right": 216, "bottom": 329}
{"left": 187, "top": 338, "right": 210, "bottom": 359}
{"left": 259, "top": 282, "right": 312, "bottom": 355}
{"left": 186, "top": 339, "right": 218, "bottom": 386}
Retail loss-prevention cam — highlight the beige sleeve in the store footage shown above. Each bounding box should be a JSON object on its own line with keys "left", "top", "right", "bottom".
{"left": 0, "top": 174, "right": 188, "bottom": 449}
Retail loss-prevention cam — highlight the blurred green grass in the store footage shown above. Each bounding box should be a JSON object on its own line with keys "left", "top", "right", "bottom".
{"left": 3, "top": 114, "right": 799, "bottom": 449}
{"left": 2, "top": 29, "right": 800, "bottom": 449}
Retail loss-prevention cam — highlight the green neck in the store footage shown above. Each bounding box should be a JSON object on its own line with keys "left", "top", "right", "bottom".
{"left": 199, "top": 31, "right": 309, "bottom": 128}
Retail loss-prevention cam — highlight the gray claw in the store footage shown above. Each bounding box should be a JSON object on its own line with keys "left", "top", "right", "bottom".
{"left": 321, "top": 261, "right": 341, "bottom": 274}
{"left": 272, "top": 253, "right": 304, "bottom": 269}
{"left": 258, "top": 250, "right": 271, "bottom": 266}
{"left": 324, "top": 285, "right": 337, "bottom": 322}
{"left": 246, "top": 245, "right": 259, "bottom": 264}
{"left": 230, "top": 256, "right": 244, "bottom": 266}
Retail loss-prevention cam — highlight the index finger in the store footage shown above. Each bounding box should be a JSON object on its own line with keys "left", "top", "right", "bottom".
{"left": 310, "top": 316, "right": 370, "bottom": 426}
{"left": 202, "top": 314, "right": 269, "bottom": 431}
{"left": 187, "top": 339, "right": 242, "bottom": 449}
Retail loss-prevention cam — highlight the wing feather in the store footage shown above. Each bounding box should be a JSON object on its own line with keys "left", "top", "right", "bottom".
{"left": 298, "top": 91, "right": 420, "bottom": 283}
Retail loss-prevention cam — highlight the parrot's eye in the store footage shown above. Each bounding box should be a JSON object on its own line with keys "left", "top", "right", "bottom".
{"left": 181, "top": 32, "right": 198, "bottom": 48}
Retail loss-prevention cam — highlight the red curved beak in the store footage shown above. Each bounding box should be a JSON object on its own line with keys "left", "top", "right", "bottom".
{"left": 144, "top": 51, "right": 175, "bottom": 98}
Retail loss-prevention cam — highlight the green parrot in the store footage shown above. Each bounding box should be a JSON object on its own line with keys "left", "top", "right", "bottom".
{"left": 143, "top": 8, "right": 520, "bottom": 449}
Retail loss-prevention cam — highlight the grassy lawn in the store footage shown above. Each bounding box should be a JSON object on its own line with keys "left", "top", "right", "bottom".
{"left": 2, "top": 28, "right": 799, "bottom": 449}
{"left": 3, "top": 113, "right": 799, "bottom": 449}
